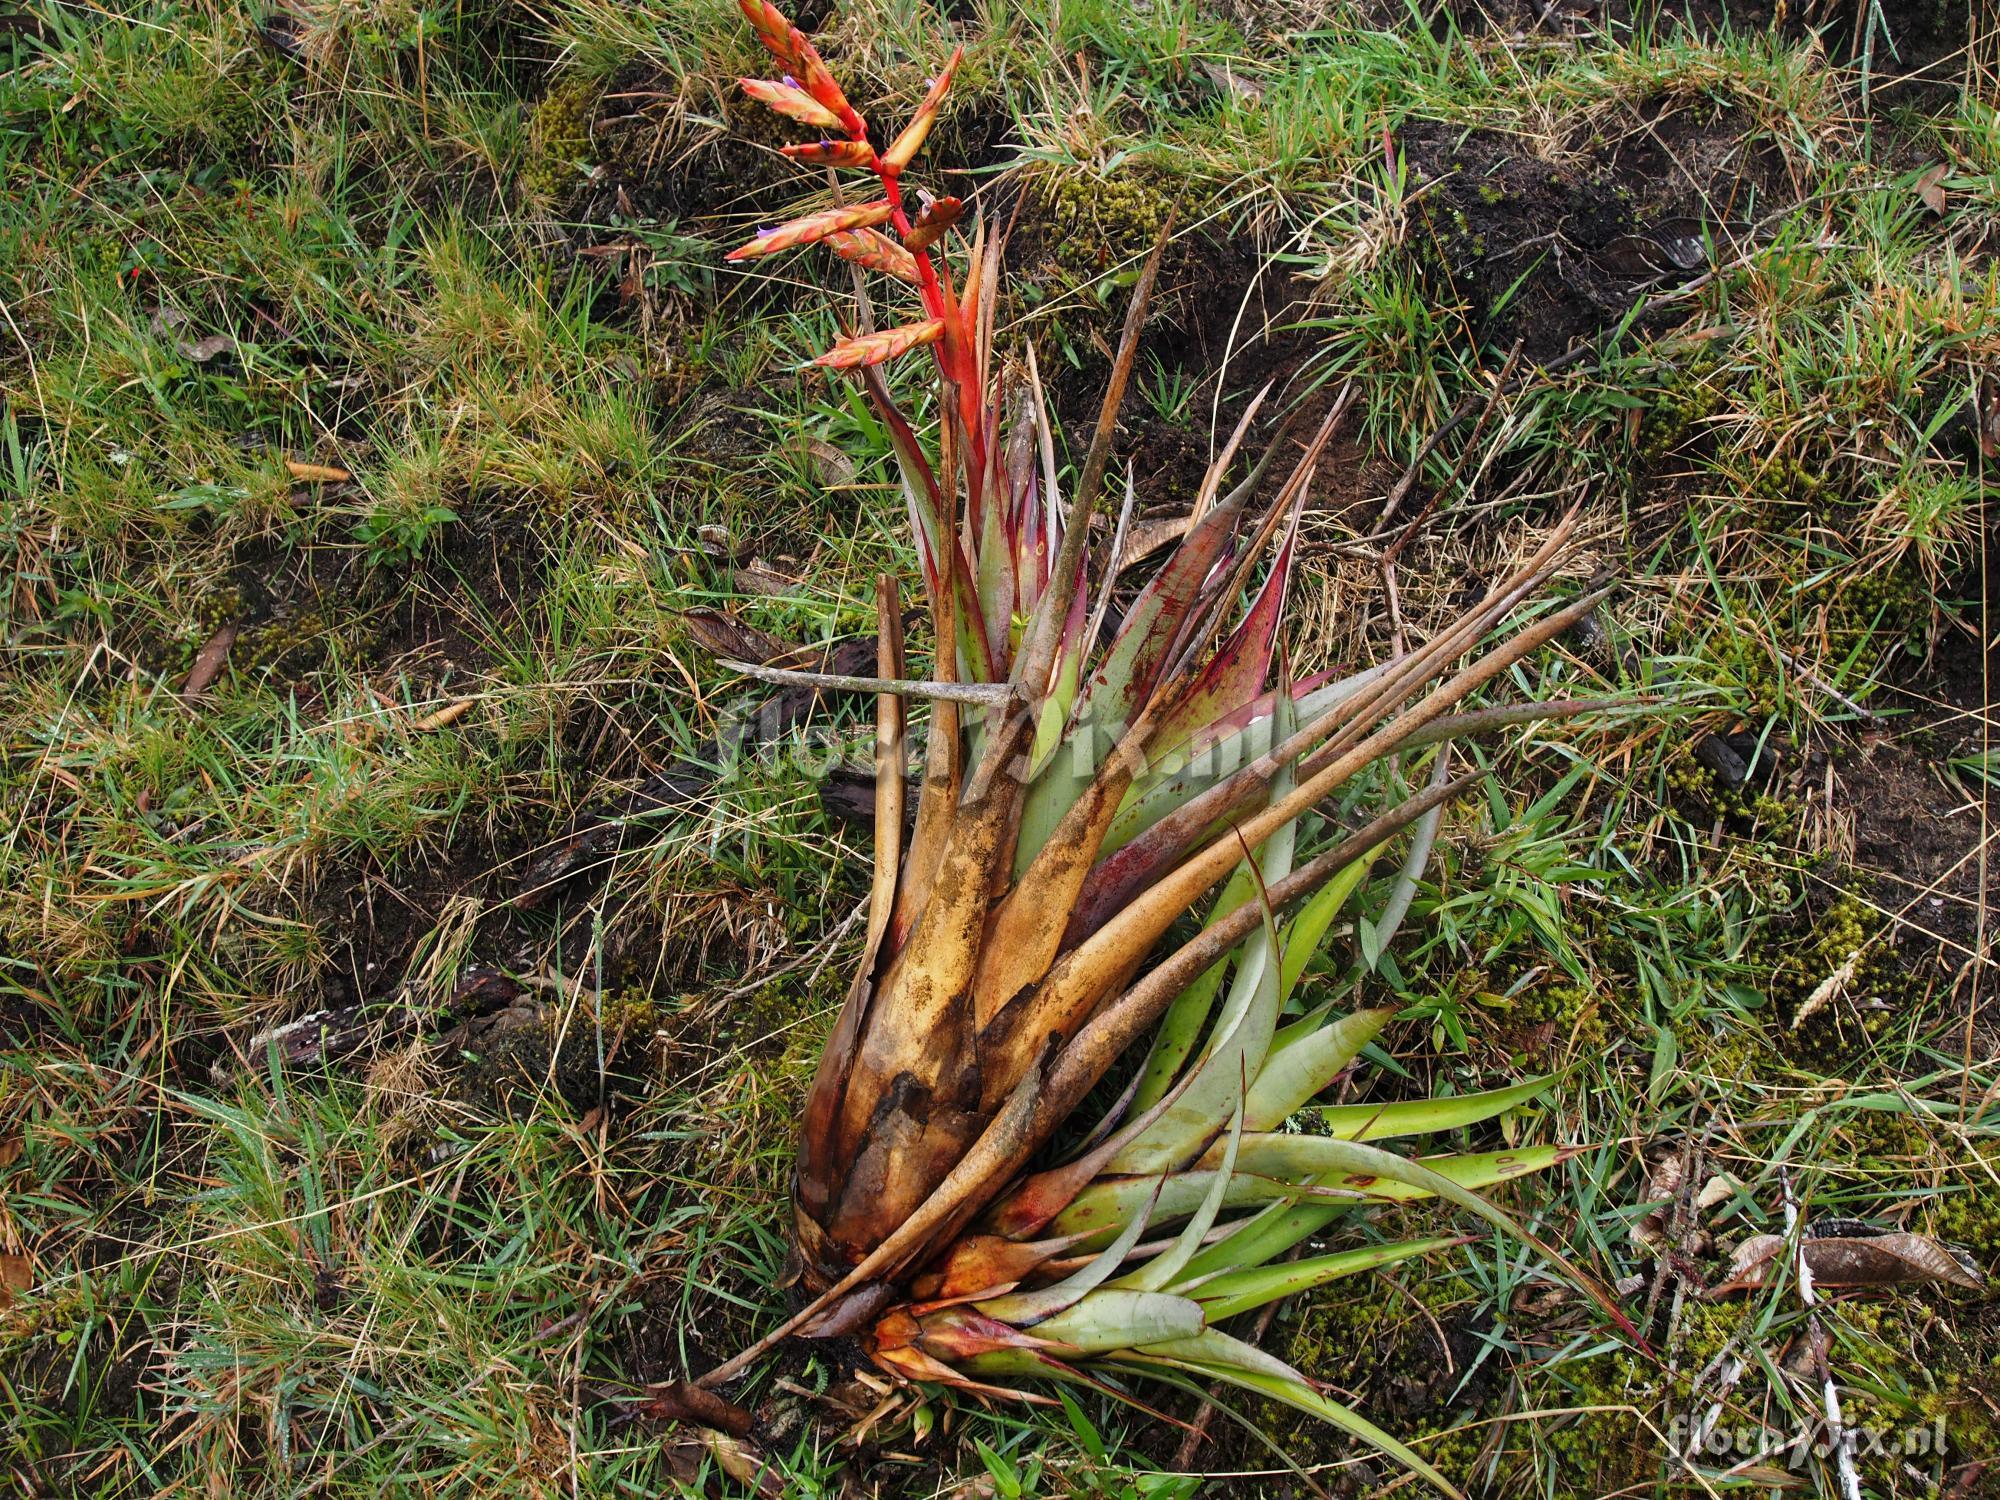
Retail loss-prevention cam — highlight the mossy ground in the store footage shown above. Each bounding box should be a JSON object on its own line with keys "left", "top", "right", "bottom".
{"left": 2, "top": 1, "right": 1996, "bottom": 1496}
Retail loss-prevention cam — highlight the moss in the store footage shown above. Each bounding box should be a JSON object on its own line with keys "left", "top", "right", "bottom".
{"left": 1510, "top": 977, "right": 1607, "bottom": 1053}
{"left": 1266, "top": 1258, "right": 1511, "bottom": 1482}
{"left": 520, "top": 75, "right": 598, "bottom": 211}
{"left": 1827, "top": 563, "right": 1930, "bottom": 653}
{"left": 1031, "top": 165, "right": 1175, "bottom": 283}
{"left": 1634, "top": 369, "right": 1720, "bottom": 466}
{"left": 1663, "top": 741, "right": 1798, "bottom": 831}
{"left": 1748, "top": 452, "right": 1832, "bottom": 513}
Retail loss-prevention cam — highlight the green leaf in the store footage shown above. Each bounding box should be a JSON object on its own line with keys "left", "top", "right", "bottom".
{"left": 1184, "top": 1235, "right": 1464, "bottom": 1321}
{"left": 1243, "top": 1008, "right": 1392, "bottom": 1131}
{"left": 1356, "top": 914, "right": 1384, "bottom": 972}
{"left": 1034, "top": 1289, "right": 1205, "bottom": 1354}
{"left": 1119, "top": 1330, "right": 1461, "bottom": 1498}
{"left": 1317, "top": 1074, "right": 1559, "bottom": 1142}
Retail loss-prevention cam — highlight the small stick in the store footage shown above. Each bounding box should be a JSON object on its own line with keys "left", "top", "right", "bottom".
{"left": 718, "top": 659, "right": 1015, "bottom": 706}
{"left": 1782, "top": 1168, "right": 1862, "bottom": 1500}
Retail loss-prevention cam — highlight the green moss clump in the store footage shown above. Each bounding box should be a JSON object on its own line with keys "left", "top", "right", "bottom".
{"left": 521, "top": 75, "right": 598, "bottom": 210}
{"left": 1511, "top": 978, "right": 1607, "bottom": 1052}
{"left": 1748, "top": 452, "right": 1832, "bottom": 512}
{"left": 1662, "top": 740, "right": 1797, "bottom": 831}
{"left": 1827, "top": 563, "right": 1930, "bottom": 653}
{"left": 1635, "top": 369, "right": 1720, "bottom": 466}
{"left": 1034, "top": 166, "right": 1175, "bottom": 282}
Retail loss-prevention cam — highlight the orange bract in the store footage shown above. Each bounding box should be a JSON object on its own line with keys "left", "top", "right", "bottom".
{"left": 814, "top": 319, "right": 944, "bottom": 369}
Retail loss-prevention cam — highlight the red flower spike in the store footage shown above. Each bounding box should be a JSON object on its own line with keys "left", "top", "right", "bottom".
{"left": 780, "top": 139, "right": 877, "bottom": 168}
{"left": 901, "top": 196, "right": 962, "bottom": 253}
{"left": 740, "top": 78, "right": 840, "bottom": 131}
{"left": 725, "top": 200, "right": 895, "bottom": 261}
{"left": 737, "top": 0, "right": 800, "bottom": 68}
{"left": 825, "top": 229, "right": 921, "bottom": 285}
{"left": 815, "top": 319, "right": 944, "bottom": 369}
{"left": 879, "top": 46, "right": 962, "bottom": 174}
{"left": 788, "top": 26, "right": 867, "bottom": 139}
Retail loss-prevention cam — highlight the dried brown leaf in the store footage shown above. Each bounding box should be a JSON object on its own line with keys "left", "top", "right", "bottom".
{"left": 680, "top": 608, "right": 796, "bottom": 664}
{"left": 1915, "top": 163, "right": 1948, "bottom": 215}
{"left": 409, "top": 698, "right": 474, "bottom": 733}
{"left": 735, "top": 561, "right": 803, "bottom": 598}
{"left": 182, "top": 621, "right": 240, "bottom": 697}
{"left": 285, "top": 459, "right": 352, "bottom": 483}
{"left": 0, "top": 1136, "right": 21, "bottom": 1169}
{"left": 1708, "top": 1227, "right": 1987, "bottom": 1297}
{"left": 643, "top": 1379, "right": 754, "bottom": 1437}
{"left": 179, "top": 333, "right": 238, "bottom": 363}
{"left": 0, "top": 1252, "right": 31, "bottom": 1294}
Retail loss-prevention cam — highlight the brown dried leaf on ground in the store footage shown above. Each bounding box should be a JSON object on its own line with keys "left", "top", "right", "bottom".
{"left": 1708, "top": 1224, "right": 1987, "bottom": 1297}
{"left": 680, "top": 608, "right": 797, "bottom": 665}
{"left": 284, "top": 458, "right": 351, "bottom": 483}
{"left": 0, "top": 1251, "right": 31, "bottom": 1303}
{"left": 182, "top": 621, "right": 240, "bottom": 697}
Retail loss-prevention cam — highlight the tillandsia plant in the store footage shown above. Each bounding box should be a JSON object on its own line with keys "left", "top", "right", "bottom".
{"left": 693, "top": 4, "right": 1626, "bottom": 1491}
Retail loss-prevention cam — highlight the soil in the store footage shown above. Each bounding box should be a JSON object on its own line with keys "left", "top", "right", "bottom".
{"left": 1399, "top": 96, "right": 1795, "bottom": 364}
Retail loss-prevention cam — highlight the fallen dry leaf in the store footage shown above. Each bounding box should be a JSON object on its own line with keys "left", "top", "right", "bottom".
{"left": 700, "top": 1430, "right": 784, "bottom": 1496}
{"left": 0, "top": 1135, "right": 21, "bottom": 1169}
{"left": 178, "top": 333, "right": 237, "bottom": 363}
{"left": 1915, "top": 163, "right": 1948, "bottom": 215}
{"left": 734, "top": 560, "right": 802, "bottom": 598}
{"left": 409, "top": 698, "right": 474, "bottom": 732}
{"left": 285, "top": 459, "right": 352, "bottom": 483}
{"left": 680, "top": 607, "right": 796, "bottom": 665}
{"left": 0, "top": 1252, "right": 31, "bottom": 1295}
{"left": 804, "top": 436, "right": 857, "bottom": 488}
{"left": 182, "top": 621, "right": 240, "bottom": 697}
{"left": 1708, "top": 1224, "right": 1986, "bottom": 1298}
{"left": 641, "top": 1379, "right": 753, "bottom": 1437}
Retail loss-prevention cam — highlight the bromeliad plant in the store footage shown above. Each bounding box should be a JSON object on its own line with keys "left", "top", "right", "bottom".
{"left": 698, "top": 5, "right": 1621, "bottom": 1491}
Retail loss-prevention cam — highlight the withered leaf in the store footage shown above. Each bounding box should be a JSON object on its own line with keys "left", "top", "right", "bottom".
{"left": 0, "top": 1252, "right": 31, "bottom": 1295}
{"left": 1708, "top": 1226, "right": 1987, "bottom": 1298}
{"left": 734, "top": 560, "right": 802, "bottom": 598}
{"left": 178, "top": 333, "right": 238, "bottom": 363}
{"left": 700, "top": 1430, "right": 785, "bottom": 1498}
{"left": 0, "top": 1135, "right": 21, "bottom": 1169}
{"left": 1915, "top": 163, "right": 1948, "bottom": 215}
{"left": 1599, "top": 234, "right": 1671, "bottom": 276}
{"left": 182, "top": 621, "right": 240, "bottom": 697}
{"left": 680, "top": 608, "right": 797, "bottom": 666}
{"left": 285, "top": 459, "right": 352, "bottom": 484}
{"left": 804, "top": 437, "right": 857, "bottom": 489}
{"left": 641, "top": 1379, "right": 754, "bottom": 1437}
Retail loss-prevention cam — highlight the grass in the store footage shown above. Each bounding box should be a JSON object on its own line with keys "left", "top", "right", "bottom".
{"left": 1, "top": 0, "right": 1995, "bottom": 1495}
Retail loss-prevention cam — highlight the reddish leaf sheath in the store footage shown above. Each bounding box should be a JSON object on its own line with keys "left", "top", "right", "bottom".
{"left": 726, "top": 200, "right": 895, "bottom": 260}
{"left": 790, "top": 27, "right": 867, "bottom": 139}
{"left": 816, "top": 320, "right": 945, "bottom": 369}
{"left": 902, "top": 197, "right": 963, "bottom": 253}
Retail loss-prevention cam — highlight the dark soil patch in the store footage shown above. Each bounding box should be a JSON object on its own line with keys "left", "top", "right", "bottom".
{"left": 1843, "top": 609, "right": 1999, "bottom": 1015}
{"left": 1442, "top": 0, "right": 1980, "bottom": 79}
{"left": 1399, "top": 96, "right": 1793, "bottom": 365}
